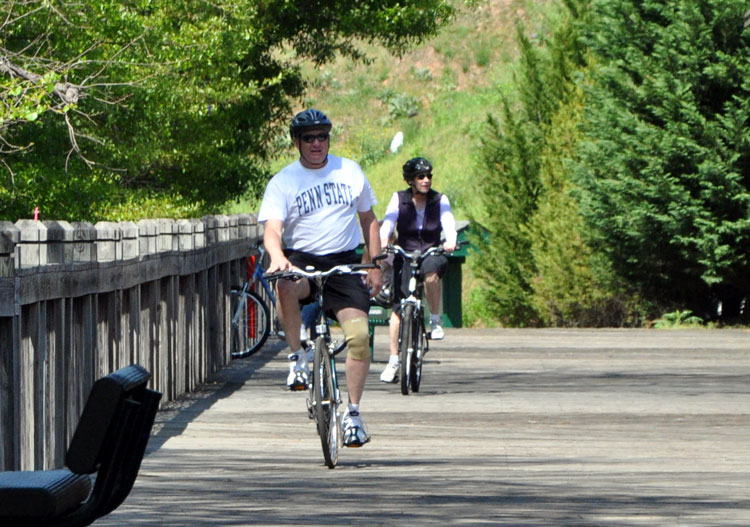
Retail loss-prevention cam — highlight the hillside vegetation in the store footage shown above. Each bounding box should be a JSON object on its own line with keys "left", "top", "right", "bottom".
{"left": 237, "top": 0, "right": 552, "bottom": 224}
{"left": 227, "top": 0, "right": 551, "bottom": 326}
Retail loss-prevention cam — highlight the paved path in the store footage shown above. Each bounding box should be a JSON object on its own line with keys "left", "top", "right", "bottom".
{"left": 99, "top": 328, "right": 750, "bottom": 526}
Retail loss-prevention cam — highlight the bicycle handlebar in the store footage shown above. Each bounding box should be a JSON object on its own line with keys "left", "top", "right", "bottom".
{"left": 263, "top": 262, "right": 378, "bottom": 282}
{"left": 383, "top": 241, "right": 465, "bottom": 261}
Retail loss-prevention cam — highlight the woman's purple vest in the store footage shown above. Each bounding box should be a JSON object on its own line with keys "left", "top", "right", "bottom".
{"left": 395, "top": 189, "right": 443, "bottom": 252}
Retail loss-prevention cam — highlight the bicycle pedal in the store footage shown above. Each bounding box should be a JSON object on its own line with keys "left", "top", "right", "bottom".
{"left": 306, "top": 400, "right": 315, "bottom": 420}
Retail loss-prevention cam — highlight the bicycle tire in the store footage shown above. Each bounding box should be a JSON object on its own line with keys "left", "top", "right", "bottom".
{"left": 231, "top": 290, "right": 271, "bottom": 359}
{"left": 411, "top": 312, "right": 425, "bottom": 393}
{"left": 399, "top": 304, "right": 414, "bottom": 395}
{"left": 313, "top": 336, "right": 339, "bottom": 468}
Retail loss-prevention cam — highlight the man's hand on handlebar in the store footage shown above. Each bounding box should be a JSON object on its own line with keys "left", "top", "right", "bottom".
{"left": 366, "top": 266, "right": 383, "bottom": 297}
{"left": 266, "top": 255, "right": 293, "bottom": 274}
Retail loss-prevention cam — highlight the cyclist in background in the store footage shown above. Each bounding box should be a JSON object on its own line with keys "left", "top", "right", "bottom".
{"left": 258, "top": 108, "right": 383, "bottom": 447}
{"left": 379, "top": 157, "right": 457, "bottom": 383}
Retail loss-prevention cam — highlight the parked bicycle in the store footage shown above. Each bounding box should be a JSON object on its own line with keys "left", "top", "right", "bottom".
{"left": 264, "top": 261, "right": 377, "bottom": 468}
{"left": 382, "top": 243, "right": 463, "bottom": 395}
{"left": 230, "top": 247, "right": 280, "bottom": 359}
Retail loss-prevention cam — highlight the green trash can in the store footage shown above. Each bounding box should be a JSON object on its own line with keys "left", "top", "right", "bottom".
{"left": 368, "top": 303, "right": 390, "bottom": 358}
{"left": 440, "top": 223, "right": 471, "bottom": 328}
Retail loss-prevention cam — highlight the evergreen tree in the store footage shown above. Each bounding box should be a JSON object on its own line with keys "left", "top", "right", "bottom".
{"left": 472, "top": 0, "right": 634, "bottom": 327}
{"left": 471, "top": 24, "right": 547, "bottom": 327}
{"left": 473, "top": 94, "right": 543, "bottom": 326}
{"left": 574, "top": 0, "right": 750, "bottom": 318}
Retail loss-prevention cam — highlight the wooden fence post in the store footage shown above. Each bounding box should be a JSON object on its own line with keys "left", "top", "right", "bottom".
{"left": 0, "top": 222, "right": 20, "bottom": 470}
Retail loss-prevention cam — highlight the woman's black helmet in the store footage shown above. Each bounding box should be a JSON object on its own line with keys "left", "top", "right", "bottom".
{"left": 289, "top": 108, "right": 332, "bottom": 139}
{"left": 403, "top": 157, "right": 433, "bottom": 182}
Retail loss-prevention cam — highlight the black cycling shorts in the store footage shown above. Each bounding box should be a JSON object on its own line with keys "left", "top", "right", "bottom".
{"left": 284, "top": 249, "right": 371, "bottom": 320}
{"left": 391, "top": 253, "right": 448, "bottom": 307}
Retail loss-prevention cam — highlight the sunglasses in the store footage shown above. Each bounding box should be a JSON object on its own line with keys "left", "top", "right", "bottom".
{"left": 300, "top": 133, "right": 330, "bottom": 144}
{"left": 415, "top": 172, "right": 432, "bottom": 180}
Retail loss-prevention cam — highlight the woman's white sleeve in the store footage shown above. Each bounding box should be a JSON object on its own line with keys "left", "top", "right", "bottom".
{"left": 440, "top": 195, "right": 457, "bottom": 245}
{"left": 379, "top": 193, "right": 400, "bottom": 243}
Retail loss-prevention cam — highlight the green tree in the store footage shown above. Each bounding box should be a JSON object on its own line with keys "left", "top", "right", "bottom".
{"left": 473, "top": 96, "right": 542, "bottom": 326}
{"left": 574, "top": 0, "right": 750, "bottom": 319}
{"left": 471, "top": 0, "right": 627, "bottom": 327}
{"left": 1, "top": 0, "right": 454, "bottom": 221}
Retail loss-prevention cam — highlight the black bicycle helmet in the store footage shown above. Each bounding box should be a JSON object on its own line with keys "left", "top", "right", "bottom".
{"left": 289, "top": 108, "right": 332, "bottom": 139}
{"left": 402, "top": 156, "right": 433, "bottom": 182}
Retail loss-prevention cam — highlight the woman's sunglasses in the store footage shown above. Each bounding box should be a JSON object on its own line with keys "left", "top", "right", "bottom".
{"left": 415, "top": 172, "right": 432, "bottom": 180}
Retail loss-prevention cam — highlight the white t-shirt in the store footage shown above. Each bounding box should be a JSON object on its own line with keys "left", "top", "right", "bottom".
{"left": 258, "top": 155, "right": 377, "bottom": 255}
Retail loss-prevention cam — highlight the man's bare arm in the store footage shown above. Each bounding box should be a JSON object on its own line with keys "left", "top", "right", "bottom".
{"left": 359, "top": 209, "right": 383, "bottom": 295}
{"left": 262, "top": 219, "right": 291, "bottom": 272}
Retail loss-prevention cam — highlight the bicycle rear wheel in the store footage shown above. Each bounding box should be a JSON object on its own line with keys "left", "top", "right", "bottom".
{"left": 398, "top": 304, "right": 414, "bottom": 395}
{"left": 411, "top": 313, "right": 425, "bottom": 393}
{"left": 313, "top": 336, "right": 340, "bottom": 468}
{"left": 230, "top": 290, "right": 271, "bottom": 359}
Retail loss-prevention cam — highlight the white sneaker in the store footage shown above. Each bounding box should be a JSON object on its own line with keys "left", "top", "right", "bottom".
{"left": 430, "top": 320, "right": 444, "bottom": 340}
{"left": 379, "top": 361, "right": 399, "bottom": 383}
{"left": 286, "top": 352, "right": 309, "bottom": 391}
{"left": 342, "top": 409, "right": 370, "bottom": 447}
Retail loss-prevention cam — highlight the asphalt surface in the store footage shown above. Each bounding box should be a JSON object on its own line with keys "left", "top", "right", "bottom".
{"left": 98, "top": 327, "right": 750, "bottom": 526}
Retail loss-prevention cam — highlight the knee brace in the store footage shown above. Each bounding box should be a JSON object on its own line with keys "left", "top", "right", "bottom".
{"left": 340, "top": 317, "right": 370, "bottom": 361}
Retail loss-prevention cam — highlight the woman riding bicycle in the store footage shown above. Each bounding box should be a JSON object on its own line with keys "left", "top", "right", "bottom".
{"left": 379, "top": 157, "right": 457, "bottom": 383}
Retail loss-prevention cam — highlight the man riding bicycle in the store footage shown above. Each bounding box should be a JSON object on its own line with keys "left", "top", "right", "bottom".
{"left": 378, "top": 157, "right": 457, "bottom": 383}
{"left": 258, "top": 108, "right": 383, "bottom": 447}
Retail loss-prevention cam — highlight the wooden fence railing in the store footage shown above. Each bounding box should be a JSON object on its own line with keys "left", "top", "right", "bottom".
{"left": 0, "top": 214, "right": 261, "bottom": 472}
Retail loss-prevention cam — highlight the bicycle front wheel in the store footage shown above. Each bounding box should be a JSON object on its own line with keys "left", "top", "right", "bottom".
{"left": 411, "top": 312, "right": 425, "bottom": 393}
{"left": 398, "top": 304, "right": 414, "bottom": 395}
{"left": 313, "top": 336, "right": 340, "bottom": 468}
{"left": 231, "top": 290, "right": 271, "bottom": 359}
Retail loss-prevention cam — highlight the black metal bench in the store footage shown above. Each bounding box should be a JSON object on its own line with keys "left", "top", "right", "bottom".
{"left": 0, "top": 364, "right": 162, "bottom": 527}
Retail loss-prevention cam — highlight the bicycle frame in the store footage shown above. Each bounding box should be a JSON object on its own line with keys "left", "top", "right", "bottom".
{"left": 400, "top": 252, "right": 426, "bottom": 315}
{"left": 249, "top": 247, "right": 276, "bottom": 307}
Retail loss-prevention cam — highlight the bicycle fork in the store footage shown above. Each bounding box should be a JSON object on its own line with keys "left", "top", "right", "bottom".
{"left": 325, "top": 338, "right": 345, "bottom": 409}
{"left": 307, "top": 337, "right": 344, "bottom": 422}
